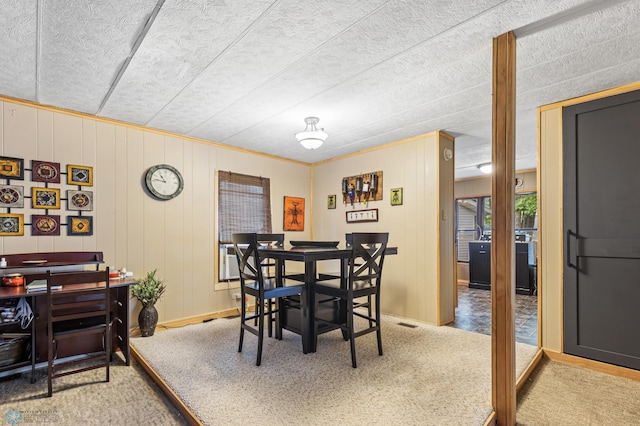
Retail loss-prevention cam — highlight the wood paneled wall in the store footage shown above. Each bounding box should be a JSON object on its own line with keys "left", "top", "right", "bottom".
{"left": 0, "top": 99, "right": 311, "bottom": 325}
{"left": 312, "top": 131, "right": 456, "bottom": 325}
{"left": 0, "top": 97, "right": 457, "bottom": 328}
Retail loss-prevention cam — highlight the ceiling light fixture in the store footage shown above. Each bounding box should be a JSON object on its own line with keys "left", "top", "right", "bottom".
{"left": 295, "top": 117, "right": 327, "bottom": 150}
{"left": 478, "top": 162, "right": 492, "bottom": 174}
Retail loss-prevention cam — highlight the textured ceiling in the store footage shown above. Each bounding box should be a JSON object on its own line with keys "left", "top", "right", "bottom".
{"left": 1, "top": 0, "right": 638, "bottom": 178}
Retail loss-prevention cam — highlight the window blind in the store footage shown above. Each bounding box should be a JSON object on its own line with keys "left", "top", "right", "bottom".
{"left": 218, "top": 171, "right": 272, "bottom": 244}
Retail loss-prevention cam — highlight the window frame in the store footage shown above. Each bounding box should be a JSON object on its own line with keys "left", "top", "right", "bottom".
{"left": 455, "top": 191, "right": 537, "bottom": 262}
{"left": 217, "top": 171, "right": 272, "bottom": 282}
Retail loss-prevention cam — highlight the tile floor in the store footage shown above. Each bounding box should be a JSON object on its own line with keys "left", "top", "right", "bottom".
{"left": 447, "top": 285, "right": 538, "bottom": 346}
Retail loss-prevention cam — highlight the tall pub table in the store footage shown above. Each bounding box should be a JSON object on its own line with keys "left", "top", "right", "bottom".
{"left": 259, "top": 244, "right": 397, "bottom": 354}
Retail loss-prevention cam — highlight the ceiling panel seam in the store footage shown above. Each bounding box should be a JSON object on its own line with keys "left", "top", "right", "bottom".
{"left": 35, "top": 0, "right": 43, "bottom": 103}
{"left": 514, "top": 0, "right": 629, "bottom": 39}
{"left": 517, "top": 26, "right": 640, "bottom": 79}
{"left": 524, "top": 55, "right": 640, "bottom": 97}
{"left": 96, "top": 0, "right": 166, "bottom": 115}
{"left": 142, "top": 0, "right": 286, "bottom": 127}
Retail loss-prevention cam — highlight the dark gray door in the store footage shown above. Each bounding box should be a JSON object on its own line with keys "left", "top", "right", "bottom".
{"left": 563, "top": 89, "right": 640, "bottom": 370}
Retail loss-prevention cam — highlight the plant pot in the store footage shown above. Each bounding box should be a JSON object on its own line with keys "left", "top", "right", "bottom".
{"left": 138, "top": 304, "right": 158, "bottom": 337}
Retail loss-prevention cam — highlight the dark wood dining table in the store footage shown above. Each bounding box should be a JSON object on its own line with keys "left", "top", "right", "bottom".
{"left": 259, "top": 244, "right": 397, "bottom": 354}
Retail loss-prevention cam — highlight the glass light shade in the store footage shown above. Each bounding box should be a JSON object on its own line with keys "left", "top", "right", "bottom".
{"left": 478, "top": 163, "right": 492, "bottom": 174}
{"left": 295, "top": 117, "right": 327, "bottom": 150}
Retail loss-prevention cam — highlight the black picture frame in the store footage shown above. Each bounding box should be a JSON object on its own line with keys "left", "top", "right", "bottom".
{"left": 32, "top": 160, "right": 61, "bottom": 183}
{"left": 0, "top": 156, "right": 25, "bottom": 180}
{"left": 32, "top": 214, "right": 61, "bottom": 236}
{"left": 346, "top": 209, "right": 378, "bottom": 223}
{"left": 67, "top": 216, "right": 93, "bottom": 236}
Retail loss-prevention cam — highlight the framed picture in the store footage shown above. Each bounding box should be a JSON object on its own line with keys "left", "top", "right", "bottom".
{"left": 67, "top": 190, "right": 93, "bottom": 211}
{"left": 31, "top": 214, "right": 61, "bottom": 236}
{"left": 283, "top": 196, "right": 304, "bottom": 231}
{"left": 0, "top": 185, "right": 24, "bottom": 208}
{"left": 0, "top": 213, "right": 24, "bottom": 236}
{"left": 346, "top": 209, "right": 378, "bottom": 223}
{"left": 67, "top": 164, "right": 93, "bottom": 186}
{"left": 0, "top": 156, "right": 24, "bottom": 180}
{"left": 327, "top": 195, "right": 336, "bottom": 209}
{"left": 67, "top": 216, "right": 93, "bottom": 236}
{"left": 31, "top": 187, "right": 61, "bottom": 209}
{"left": 390, "top": 188, "right": 403, "bottom": 206}
{"left": 31, "top": 160, "right": 61, "bottom": 183}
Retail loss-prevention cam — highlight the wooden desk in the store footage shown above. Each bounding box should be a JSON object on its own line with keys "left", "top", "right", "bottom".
{"left": 260, "top": 245, "right": 397, "bottom": 354}
{"left": 0, "top": 252, "right": 134, "bottom": 380}
{"left": 0, "top": 278, "right": 135, "bottom": 374}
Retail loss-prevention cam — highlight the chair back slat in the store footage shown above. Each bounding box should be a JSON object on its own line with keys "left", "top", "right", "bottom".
{"left": 48, "top": 270, "right": 109, "bottom": 286}
{"left": 48, "top": 270, "right": 110, "bottom": 321}
{"left": 349, "top": 233, "right": 388, "bottom": 289}
{"left": 232, "top": 233, "right": 264, "bottom": 285}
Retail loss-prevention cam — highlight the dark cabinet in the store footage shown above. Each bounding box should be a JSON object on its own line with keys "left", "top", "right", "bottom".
{"left": 468, "top": 241, "right": 536, "bottom": 295}
{"left": 468, "top": 242, "right": 491, "bottom": 289}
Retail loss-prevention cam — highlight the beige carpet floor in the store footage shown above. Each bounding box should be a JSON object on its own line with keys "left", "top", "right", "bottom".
{"left": 132, "top": 315, "right": 538, "bottom": 426}
{"left": 4, "top": 320, "right": 637, "bottom": 425}
{"left": 0, "top": 353, "right": 187, "bottom": 425}
{"left": 516, "top": 357, "right": 640, "bottom": 425}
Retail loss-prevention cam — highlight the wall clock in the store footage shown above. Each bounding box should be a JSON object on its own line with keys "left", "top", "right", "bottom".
{"left": 144, "top": 164, "right": 184, "bottom": 200}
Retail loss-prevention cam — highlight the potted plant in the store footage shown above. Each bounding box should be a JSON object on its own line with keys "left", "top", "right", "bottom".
{"left": 131, "top": 269, "right": 166, "bottom": 337}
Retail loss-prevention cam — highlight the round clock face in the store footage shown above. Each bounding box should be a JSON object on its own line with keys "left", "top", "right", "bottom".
{"left": 145, "top": 164, "right": 184, "bottom": 200}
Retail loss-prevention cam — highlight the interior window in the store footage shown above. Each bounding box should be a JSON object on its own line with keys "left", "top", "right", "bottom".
{"left": 455, "top": 192, "right": 538, "bottom": 261}
{"left": 455, "top": 198, "right": 478, "bottom": 262}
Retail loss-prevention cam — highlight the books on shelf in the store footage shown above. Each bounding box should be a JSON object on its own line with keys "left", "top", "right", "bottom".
{"left": 25, "top": 279, "right": 61, "bottom": 292}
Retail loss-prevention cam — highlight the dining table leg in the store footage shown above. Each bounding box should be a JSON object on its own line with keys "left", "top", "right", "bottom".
{"left": 303, "top": 260, "right": 316, "bottom": 353}
{"left": 275, "top": 259, "right": 283, "bottom": 341}
{"left": 340, "top": 257, "right": 349, "bottom": 341}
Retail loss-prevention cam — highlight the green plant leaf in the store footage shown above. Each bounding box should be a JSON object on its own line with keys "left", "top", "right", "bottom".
{"left": 131, "top": 269, "right": 166, "bottom": 307}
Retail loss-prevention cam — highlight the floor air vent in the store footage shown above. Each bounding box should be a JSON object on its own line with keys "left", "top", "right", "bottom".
{"left": 397, "top": 322, "right": 418, "bottom": 328}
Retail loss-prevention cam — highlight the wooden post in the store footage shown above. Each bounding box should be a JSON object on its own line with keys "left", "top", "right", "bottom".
{"left": 492, "top": 31, "right": 517, "bottom": 425}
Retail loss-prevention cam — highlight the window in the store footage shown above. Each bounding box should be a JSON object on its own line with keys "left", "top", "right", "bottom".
{"left": 218, "top": 172, "right": 272, "bottom": 281}
{"left": 456, "top": 198, "right": 479, "bottom": 262}
{"left": 218, "top": 171, "right": 272, "bottom": 243}
{"left": 515, "top": 193, "right": 537, "bottom": 230}
{"left": 455, "top": 192, "right": 537, "bottom": 261}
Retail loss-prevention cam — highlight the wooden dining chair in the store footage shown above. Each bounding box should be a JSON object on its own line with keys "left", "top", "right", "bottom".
{"left": 233, "top": 233, "right": 304, "bottom": 366}
{"left": 46, "top": 268, "right": 111, "bottom": 396}
{"left": 315, "top": 232, "right": 389, "bottom": 368}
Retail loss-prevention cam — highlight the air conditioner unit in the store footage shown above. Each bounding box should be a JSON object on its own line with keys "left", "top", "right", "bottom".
{"left": 219, "top": 245, "right": 240, "bottom": 280}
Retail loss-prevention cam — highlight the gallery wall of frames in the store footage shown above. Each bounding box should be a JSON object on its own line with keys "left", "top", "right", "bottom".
{"left": 0, "top": 156, "right": 94, "bottom": 237}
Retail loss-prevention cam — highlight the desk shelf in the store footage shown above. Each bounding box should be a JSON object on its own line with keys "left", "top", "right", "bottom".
{"left": 0, "top": 297, "right": 35, "bottom": 381}
{"left": 0, "top": 251, "right": 104, "bottom": 271}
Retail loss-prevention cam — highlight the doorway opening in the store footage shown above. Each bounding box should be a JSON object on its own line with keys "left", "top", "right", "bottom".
{"left": 449, "top": 192, "right": 538, "bottom": 346}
